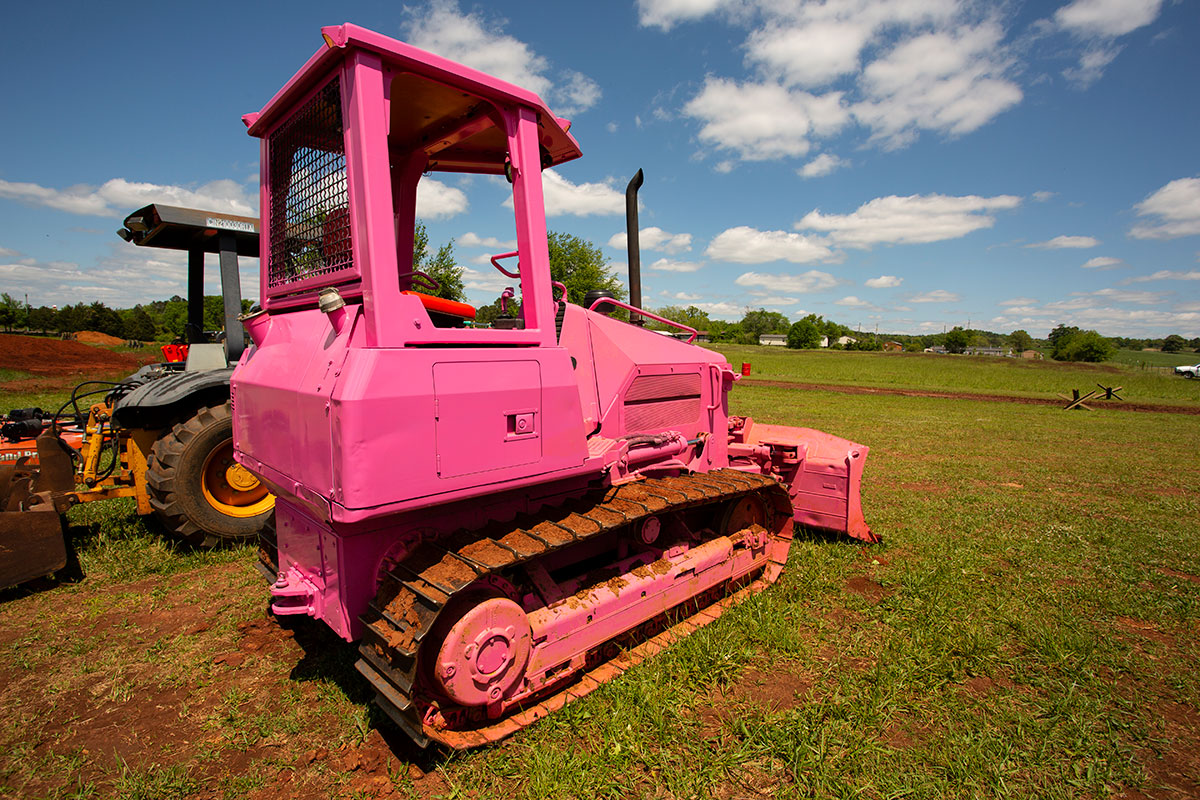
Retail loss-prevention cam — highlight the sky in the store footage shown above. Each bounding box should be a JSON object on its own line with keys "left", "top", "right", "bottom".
{"left": 0, "top": 0, "right": 1197, "bottom": 339}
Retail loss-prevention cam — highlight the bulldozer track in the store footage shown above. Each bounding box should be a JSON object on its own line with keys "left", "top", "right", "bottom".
{"left": 354, "top": 468, "right": 793, "bottom": 748}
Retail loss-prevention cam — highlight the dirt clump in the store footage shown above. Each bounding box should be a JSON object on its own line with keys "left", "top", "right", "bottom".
{"left": 73, "top": 330, "right": 126, "bottom": 346}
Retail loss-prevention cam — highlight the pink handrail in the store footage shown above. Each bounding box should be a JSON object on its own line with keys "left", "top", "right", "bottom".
{"left": 587, "top": 297, "right": 698, "bottom": 344}
{"left": 490, "top": 251, "right": 520, "bottom": 279}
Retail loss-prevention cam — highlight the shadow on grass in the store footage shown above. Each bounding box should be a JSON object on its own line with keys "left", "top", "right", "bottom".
{"left": 276, "top": 613, "right": 451, "bottom": 772}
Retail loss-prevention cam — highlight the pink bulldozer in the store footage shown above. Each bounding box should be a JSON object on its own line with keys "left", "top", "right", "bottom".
{"left": 232, "top": 24, "right": 873, "bottom": 748}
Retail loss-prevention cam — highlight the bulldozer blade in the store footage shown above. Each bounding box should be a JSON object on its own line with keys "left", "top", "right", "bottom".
{"left": 0, "top": 510, "right": 68, "bottom": 589}
{"left": 32, "top": 431, "right": 76, "bottom": 495}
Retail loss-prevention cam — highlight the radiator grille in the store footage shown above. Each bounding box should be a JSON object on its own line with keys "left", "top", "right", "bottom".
{"left": 267, "top": 77, "right": 352, "bottom": 290}
{"left": 622, "top": 373, "right": 702, "bottom": 433}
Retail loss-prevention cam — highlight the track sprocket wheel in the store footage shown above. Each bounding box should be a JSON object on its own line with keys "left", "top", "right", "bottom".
{"left": 146, "top": 402, "right": 274, "bottom": 548}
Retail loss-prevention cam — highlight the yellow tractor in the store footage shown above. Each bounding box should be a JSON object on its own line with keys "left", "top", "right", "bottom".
{"left": 0, "top": 204, "right": 274, "bottom": 588}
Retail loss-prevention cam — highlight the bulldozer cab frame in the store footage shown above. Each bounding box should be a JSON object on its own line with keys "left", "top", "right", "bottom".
{"left": 242, "top": 23, "right": 581, "bottom": 349}
{"left": 117, "top": 203, "right": 257, "bottom": 363}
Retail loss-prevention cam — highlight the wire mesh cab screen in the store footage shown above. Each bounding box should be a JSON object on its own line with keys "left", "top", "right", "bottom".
{"left": 266, "top": 77, "right": 356, "bottom": 295}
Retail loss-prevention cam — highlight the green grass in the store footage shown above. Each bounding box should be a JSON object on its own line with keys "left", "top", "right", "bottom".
{"left": 1, "top": 354, "right": 1198, "bottom": 798}
{"left": 710, "top": 344, "right": 1200, "bottom": 406}
{"left": 1111, "top": 348, "right": 1200, "bottom": 368}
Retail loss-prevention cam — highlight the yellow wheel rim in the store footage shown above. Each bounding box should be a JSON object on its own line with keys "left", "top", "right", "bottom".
{"left": 201, "top": 439, "right": 273, "bottom": 518}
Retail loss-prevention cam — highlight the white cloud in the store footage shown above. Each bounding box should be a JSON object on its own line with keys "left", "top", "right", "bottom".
{"left": 1123, "top": 269, "right": 1200, "bottom": 283}
{"left": 910, "top": 289, "right": 962, "bottom": 303}
{"left": 664, "top": 291, "right": 702, "bottom": 301}
{"left": 1063, "top": 45, "right": 1120, "bottom": 88}
{"left": 459, "top": 232, "right": 516, "bottom": 250}
{"left": 999, "top": 296, "right": 1039, "bottom": 306}
{"left": 635, "top": 0, "right": 730, "bottom": 30}
{"left": 1070, "top": 287, "right": 1167, "bottom": 304}
{"left": 1, "top": 243, "right": 260, "bottom": 309}
{"left": 746, "top": 18, "right": 874, "bottom": 88}
{"left": 539, "top": 169, "right": 625, "bottom": 217}
{"left": 606, "top": 122, "right": 619, "bottom": 134}
{"left": 1082, "top": 256, "right": 1122, "bottom": 269}
{"left": 853, "top": 23, "right": 1022, "bottom": 147}
{"left": 648, "top": 258, "right": 704, "bottom": 273}
{"left": 683, "top": 78, "right": 850, "bottom": 160}
{"left": 692, "top": 300, "right": 745, "bottom": 318}
{"left": 798, "top": 153, "right": 847, "bottom": 178}
{"left": 1054, "top": 0, "right": 1163, "bottom": 37}
{"left": 796, "top": 193, "right": 1020, "bottom": 247}
{"left": 1033, "top": 191, "right": 1057, "bottom": 202}
{"left": 1027, "top": 235, "right": 1099, "bottom": 249}
{"left": 1053, "top": 0, "right": 1164, "bottom": 85}
{"left": 835, "top": 295, "right": 882, "bottom": 310}
{"left": 707, "top": 226, "right": 837, "bottom": 264}
{"left": 735, "top": 270, "right": 842, "bottom": 294}
{"left": 1129, "top": 177, "right": 1200, "bottom": 239}
{"left": 0, "top": 177, "right": 256, "bottom": 218}
{"left": 416, "top": 177, "right": 468, "bottom": 219}
{"left": 608, "top": 227, "right": 693, "bottom": 254}
{"left": 749, "top": 295, "right": 800, "bottom": 306}
{"left": 864, "top": 274, "right": 902, "bottom": 288}
{"left": 403, "top": 1, "right": 600, "bottom": 113}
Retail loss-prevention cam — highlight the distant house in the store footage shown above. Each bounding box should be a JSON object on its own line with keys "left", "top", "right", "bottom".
{"left": 882, "top": 341, "right": 903, "bottom": 352}
{"left": 759, "top": 334, "right": 787, "bottom": 346}
{"left": 819, "top": 336, "right": 829, "bottom": 348}
{"left": 924, "top": 346, "right": 948, "bottom": 354}
{"left": 965, "top": 346, "right": 1011, "bottom": 357}
{"left": 1021, "top": 349, "right": 1043, "bottom": 360}
{"left": 836, "top": 335, "right": 857, "bottom": 347}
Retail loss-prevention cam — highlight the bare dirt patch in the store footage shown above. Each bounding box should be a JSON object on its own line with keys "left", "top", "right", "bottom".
{"left": 0, "top": 333, "right": 152, "bottom": 379}
{"left": 845, "top": 575, "right": 893, "bottom": 604}
{"left": 1115, "top": 617, "right": 1175, "bottom": 648}
{"left": 1159, "top": 567, "right": 1200, "bottom": 585}
{"left": 1129, "top": 699, "right": 1200, "bottom": 799}
{"left": 696, "top": 662, "right": 817, "bottom": 740}
{"left": 881, "top": 713, "right": 937, "bottom": 749}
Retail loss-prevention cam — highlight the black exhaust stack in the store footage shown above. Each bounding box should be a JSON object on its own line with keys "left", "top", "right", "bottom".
{"left": 625, "top": 169, "right": 644, "bottom": 326}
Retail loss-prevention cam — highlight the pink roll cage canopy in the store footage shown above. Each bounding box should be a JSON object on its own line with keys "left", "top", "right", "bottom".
{"left": 242, "top": 23, "right": 582, "bottom": 171}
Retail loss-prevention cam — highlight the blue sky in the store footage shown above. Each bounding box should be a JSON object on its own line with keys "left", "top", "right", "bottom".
{"left": 1, "top": 0, "right": 1197, "bottom": 338}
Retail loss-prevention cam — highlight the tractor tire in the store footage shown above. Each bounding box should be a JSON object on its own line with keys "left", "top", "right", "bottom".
{"left": 146, "top": 402, "right": 274, "bottom": 548}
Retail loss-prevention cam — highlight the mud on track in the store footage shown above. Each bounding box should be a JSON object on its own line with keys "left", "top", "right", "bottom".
{"left": 745, "top": 378, "right": 1200, "bottom": 415}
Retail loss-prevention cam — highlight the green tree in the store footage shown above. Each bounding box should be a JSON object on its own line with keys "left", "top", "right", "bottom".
{"left": 475, "top": 296, "right": 521, "bottom": 326}
{"left": 547, "top": 231, "right": 626, "bottom": 306}
{"left": 412, "top": 222, "right": 465, "bottom": 302}
{"left": 652, "top": 305, "right": 711, "bottom": 332}
{"left": 0, "top": 293, "right": 21, "bottom": 331}
{"left": 787, "top": 318, "right": 822, "bottom": 349}
{"left": 1161, "top": 334, "right": 1186, "bottom": 353}
{"left": 28, "top": 305, "right": 56, "bottom": 333}
{"left": 1047, "top": 324, "right": 1081, "bottom": 350}
{"left": 1053, "top": 329, "right": 1116, "bottom": 362}
{"left": 943, "top": 327, "right": 970, "bottom": 354}
{"left": 125, "top": 306, "right": 157, "bottom": 341}
{"left": 1009, "top": 329, "right": 1033, "bottom": 352}
{"left": 740, "top": 309, "right": 790, "bottom": 342}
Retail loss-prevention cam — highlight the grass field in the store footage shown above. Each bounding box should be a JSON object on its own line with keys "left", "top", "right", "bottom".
{"left": 1111, "top": 349, "right": 1200, "bottom": 368}
{"left": 711, "top": 345, "right": 1200, "bottom": 407}
{"left": 1, "top": 347, "right": 1197, "bottom": 798}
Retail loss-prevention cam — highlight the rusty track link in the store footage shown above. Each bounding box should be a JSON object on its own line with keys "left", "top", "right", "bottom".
{"left": 355, "top": 469, "right": 794, "bottom": 747}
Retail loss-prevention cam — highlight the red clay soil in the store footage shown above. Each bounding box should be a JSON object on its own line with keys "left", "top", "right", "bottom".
{"left": 745, "top": 378, "right": 1200, "bottom": 415}
{"left": 0, "top": 334, "right": 152, "bottom": 378}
